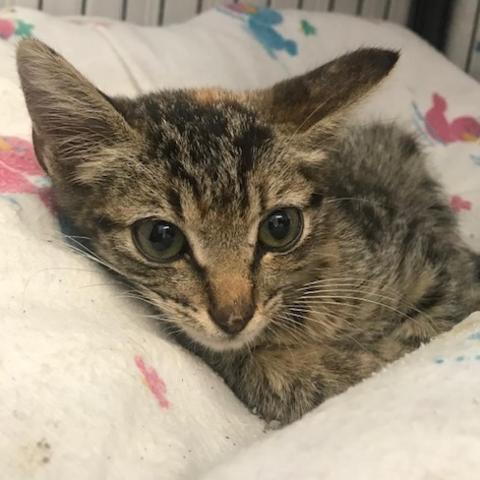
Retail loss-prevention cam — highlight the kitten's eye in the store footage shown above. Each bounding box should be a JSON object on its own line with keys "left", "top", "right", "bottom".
{"left": 258, "top": 208, "right": 303, "bottom": 251}
{"left": 133, "top": 219, "right": 186, "bottom": 262}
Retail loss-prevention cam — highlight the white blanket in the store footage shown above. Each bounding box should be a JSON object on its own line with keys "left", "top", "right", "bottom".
{"left": 0, "top": 5, "right": 480, "bottom": 479}
{"left": 203, "top": 312, "right": 480, "bottom": 480}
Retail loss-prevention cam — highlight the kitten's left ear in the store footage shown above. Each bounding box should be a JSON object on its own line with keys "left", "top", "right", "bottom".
{"left": 251, "top": 48, "right": 399, "bottom": 133}
{"left": 16, "top": 38, "right": 138, "bottom": 184}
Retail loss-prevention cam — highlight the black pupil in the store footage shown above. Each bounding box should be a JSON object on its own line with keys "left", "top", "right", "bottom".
{"left": 268, "top": 211, "right": 291, "bottom": 240}
{"left": 149, "top": 222, "right": 177, "bottom": 251}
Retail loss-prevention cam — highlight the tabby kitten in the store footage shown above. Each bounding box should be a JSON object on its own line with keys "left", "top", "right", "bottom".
{"left": 17, "top": 39, "right": 480, "bottom": 425}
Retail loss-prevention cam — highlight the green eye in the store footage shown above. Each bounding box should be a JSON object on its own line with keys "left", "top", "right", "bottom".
{"left": 133, "top": 219, "right": 186, "bottom": 262}
{"left": 258, "top": 208, "right": 303, "bottom": 251}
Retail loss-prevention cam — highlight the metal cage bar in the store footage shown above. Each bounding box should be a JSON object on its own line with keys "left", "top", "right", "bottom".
{"left": 466, "top": 0, "right": 480, "bottom": 72}
{"left": 408, "top": 0, "right": 453, "bottom": 51}
{"left": 4, "top": 0, "right": 478, "bottom": 79}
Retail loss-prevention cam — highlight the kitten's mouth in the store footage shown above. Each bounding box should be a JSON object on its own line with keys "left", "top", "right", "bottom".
{"left": 182, "top": 314, "right": 267, "bottom": 352}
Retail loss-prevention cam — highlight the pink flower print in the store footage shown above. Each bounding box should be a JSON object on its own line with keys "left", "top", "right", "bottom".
{"left": 450, "top": 195, "right": 472, "bottom": 213}
{"left": 0, "top": 19, "right": 15, "bottom": 39}
{"left": 226, "top": 2, "right": 258, "bottom": 14}
{"left": 0, "top": 136, "right": 53, "bottom": 210}
{"left": 134, "top": 355, "right": 170, "bottom": 409}
{"left": 425, "top": 93, "right": 480, "bottom": 144}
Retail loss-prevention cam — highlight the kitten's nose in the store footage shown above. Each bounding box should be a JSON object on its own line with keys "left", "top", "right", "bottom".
{"left": 209, "top": 303, "right": 255, "bottom": 335}
{"left": 206, "top": 268, "right": 254, "bottom": 335}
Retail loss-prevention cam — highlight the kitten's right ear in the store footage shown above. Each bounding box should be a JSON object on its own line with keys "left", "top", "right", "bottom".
{"left": 16, "top": 39, "right": 138, "bottom": 184}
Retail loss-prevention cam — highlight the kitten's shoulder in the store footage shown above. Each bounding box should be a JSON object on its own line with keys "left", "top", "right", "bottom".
{"left": 329, "top": 122, "right": 427, "bottom": 185}
{"left": 341, "top": 121, "right": 421, "bottom": 163}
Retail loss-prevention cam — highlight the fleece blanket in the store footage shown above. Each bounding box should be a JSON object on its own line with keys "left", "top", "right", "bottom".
{"left": 0, "top": 4, "right": 479, "bottom": 479}
{"left": 202, "top": 312, "right": 480, "bottom": 480}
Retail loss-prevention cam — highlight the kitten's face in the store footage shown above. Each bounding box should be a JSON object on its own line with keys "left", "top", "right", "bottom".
{"left": 70, "top": 95, "right": 324, "bottom": 351}
{"left": 17, "top": 40, "right": 398, "bottom": 351}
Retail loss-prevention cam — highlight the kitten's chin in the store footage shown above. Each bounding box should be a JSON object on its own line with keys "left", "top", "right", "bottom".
{"left": 182, "top": 323, "right": 264, "bottom": 352}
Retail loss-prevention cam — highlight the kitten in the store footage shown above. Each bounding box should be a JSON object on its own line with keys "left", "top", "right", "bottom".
{"left": 17, "top": 39, "right": 480, "bottom": 425}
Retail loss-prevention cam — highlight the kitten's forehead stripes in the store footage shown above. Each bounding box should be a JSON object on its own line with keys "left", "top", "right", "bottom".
{"left": 133, "top": 92, "right": 275, "bottom": 211}
{"left": 166, "top": 187, "right": 184, "bottom": 220}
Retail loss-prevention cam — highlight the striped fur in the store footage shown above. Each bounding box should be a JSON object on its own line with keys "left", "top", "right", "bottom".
{"left": 17, "top": 39, "right": 480, "bottom": 424}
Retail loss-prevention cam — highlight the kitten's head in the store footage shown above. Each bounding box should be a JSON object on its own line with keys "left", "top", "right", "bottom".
{"left": 17, "top": 39, "right": 398, "bottom": 351}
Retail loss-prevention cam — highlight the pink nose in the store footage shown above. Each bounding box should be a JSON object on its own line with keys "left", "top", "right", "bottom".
{"left": 209, "top": 303, "right": 255, "bottom": 335}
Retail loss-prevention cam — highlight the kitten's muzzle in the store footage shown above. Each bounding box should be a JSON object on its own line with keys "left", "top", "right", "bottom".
{"left": 209, "top": 302, "right": 255, "bottom": 335}
{"left": 205, "top": 268, "right": 255, "bottom": 336}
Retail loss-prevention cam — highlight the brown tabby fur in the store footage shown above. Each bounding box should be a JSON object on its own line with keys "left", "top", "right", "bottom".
{"left": 17, "top": 39, "right": 480, "bottom": 424}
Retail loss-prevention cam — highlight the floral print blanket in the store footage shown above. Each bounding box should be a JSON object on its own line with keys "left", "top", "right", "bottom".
{"left": 0, "top": 5, "right": 479, "bottom": 480}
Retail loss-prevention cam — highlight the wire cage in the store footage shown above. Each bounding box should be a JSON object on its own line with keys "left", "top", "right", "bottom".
{"left": 1, "top": 0, "right": 479, "bottom": 80}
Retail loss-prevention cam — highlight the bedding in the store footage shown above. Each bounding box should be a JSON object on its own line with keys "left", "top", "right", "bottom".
{"left": 0, "top": 4, "right": 479, "bottom": 479}
{"left": 202, "top": 312, "right": 480, "bottom": 480}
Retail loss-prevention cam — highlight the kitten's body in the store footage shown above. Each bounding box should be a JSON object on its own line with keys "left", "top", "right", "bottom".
{"left": 199, "top": 124, "right": 480, "bottom": 422}
{"left": 17, "top": 40, "right": 480, "bottom": 425}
